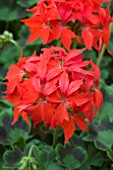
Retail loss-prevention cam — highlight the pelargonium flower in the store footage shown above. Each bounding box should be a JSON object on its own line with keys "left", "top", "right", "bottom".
{"left": 21, "top": 0, "right": 112, "bottom": 52}
{"left": 4, "top": 46, "right": 103, "bottom": 142}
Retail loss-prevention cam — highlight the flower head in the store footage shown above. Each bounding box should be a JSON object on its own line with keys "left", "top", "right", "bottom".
{"left": 4, "top": 47, "right": 103, "bottom": 142}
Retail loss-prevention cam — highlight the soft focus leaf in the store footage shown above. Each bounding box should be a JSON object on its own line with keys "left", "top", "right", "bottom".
{"left": 0, "top": 0, "right": 26, "bottom": 21}
{"left": 17, "top": 0, "right": 38, "bottom": 8}
{"left": 0, "top": 114, "right": 30, "bottom": 145}
{"left": 84, "top": 118, "right": 113, "bottom": 151}
{"left": 56, "top": 143, "right": 87, "bottom": 170}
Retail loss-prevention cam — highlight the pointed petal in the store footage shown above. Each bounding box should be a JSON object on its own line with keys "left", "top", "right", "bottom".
{"left": 65, "top": 48, "right": 86, "bottom": 64}
{"left": 12, "top": 107, "right": 20, "bottom": 125}
{"left": 27, "top": 104, "right": 42, "bottom": 127}
{"left": 21, "top": 111, "right": 30, "bottom": 125}
{"left": 78, "top": 100, "right": 94, "bottom": 123}
{"left": 32, "top": 77, "right": 41, "bottom": 94}
{"left": 60, "top": 118, "right": 75, "bottom": 143}
{"left": 74, "top": 92, "right": 94, "bottom": 106}
{"left": 43, "top": 81, "right": 57, "bottom": 96}
{"left": 90, "top": 60, "right": 100, "bottom": 81}
{"left": 61, "top": 28, "right": 75, "bottom": 51}
{"left": 82, "top": 29, "right": 94, "bottom": 50}
{"left": 5, "top": 64, "right": 24, "bottom": 94}
{"left": 74, "top": 116, "right": 88, "bottom": 131}
{"left": 46, "top": 90, "right": 61, "bottom": 103}
{"left": 21, "top": 79, "right": 39, "bottom": 104}
{"left": 59, "top": 71, "right": 69, "bottom": 96}
{"left": 40, "top": 103, "right": 55, "bottom": 123}
{"left": 27, "top": 28, "right": 40, "bottom": 43}
{"left": 40, "top": 27, "right": 50, "bottom": 44}
{"left": 67, "top": 79, "right": 83, "bottom": 96}
{"left": 94, "top": 89, "right": 103, "bottom": 111}
{"left": 46, "top": 68, "right": 63, "bottom": 81}
{"left": 37, "top": 55, "right": 48, "bottom": 82}
{"left": 51, "top": 103, "right": 69, "bottom": 128}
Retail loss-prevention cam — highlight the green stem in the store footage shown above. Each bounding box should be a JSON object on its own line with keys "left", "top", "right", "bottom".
{"left": 10, "top": 39, "right": 21, "bottom": 56}
{"left": 97, "top": 22, "right": 113, "bottom": 66}
{"left": 57, "top": 39, "right": 61, "bottom": 47}
{"left": 52, "top": 128, "right": 58, "bottom": 148}
{"left": 28, "top": 145, "right": 35, "bottom": 158}
{"left": 97, "top": 44, "right": 105, "bottom": 66}
{"left": 28, "top": 145, "right": 42, "bottom": 166}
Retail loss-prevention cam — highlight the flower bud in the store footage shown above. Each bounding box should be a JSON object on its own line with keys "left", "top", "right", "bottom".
{"left": 32, "top": 164, "right": 38, "bottom": 170}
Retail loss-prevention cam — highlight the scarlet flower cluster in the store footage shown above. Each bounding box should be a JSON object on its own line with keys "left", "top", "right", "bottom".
{"left": 21, "top": 0, "right": 112, "bottom": 52}
{"left": 4, "top": 46, "right": 102, "bottom": 142}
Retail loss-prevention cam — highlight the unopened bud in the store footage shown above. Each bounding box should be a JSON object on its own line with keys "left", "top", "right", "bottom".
{"left": 32, "top": 164, "right": 38, "bottom": 170}
{"left": 3, "top": 31, "right": 13, "bottom": 40}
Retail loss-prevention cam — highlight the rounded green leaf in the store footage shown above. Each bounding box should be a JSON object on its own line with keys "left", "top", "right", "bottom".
{"left": 56, "top": 144, "right": 88, "bottom": 170}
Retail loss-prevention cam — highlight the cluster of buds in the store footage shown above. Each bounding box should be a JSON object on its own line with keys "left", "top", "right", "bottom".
{"left": 19, "top": 156, "right": 37, "bottom": 170}
{"left": 0, "top": 31, "right": 13, "bottom": 49}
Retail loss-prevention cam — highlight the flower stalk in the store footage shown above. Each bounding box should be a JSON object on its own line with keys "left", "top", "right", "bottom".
{"left": 52, "top": 128, "right": 58, "bottom": 148}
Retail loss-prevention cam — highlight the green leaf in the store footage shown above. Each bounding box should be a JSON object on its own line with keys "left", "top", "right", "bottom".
{"left": 0, "top": 114, "right": 30, "bottom": 145}
{"left": 95, "top": 130, "right": 113, "bottom": 151}
{"left": 107, "top": 149, "right": 113, "bottom": 161}
{"left": 3, "top": 146, "right": 23, "bottom": 169}
{"left": 101, "top": 69, "right": 109, "bottom": 79}
{"left": 103, "top": 84, "right": 113, "bottom": 97}
{"left": 0, "top": 8, "right": 19, "bottom": 21}
{"left": 0, "top": 0, "right": 26, "bottom": 21}
{"left": 38, "top": 145, "right": 64, "bottom": 170}
{"left": 0, "top": 145, "right": 12, "bottom": 170}
{"left": 56, "top": 143, "right": 87, "bottom": 170}
{"left": 3, "top": 139, "right": 39, "bottom": 169}
{"left": 17, "top": 0, "right": 38, "bottom": 8}
{"left": 78, "top": 143, "right": 106, "bottom": 170}
{"left": 70, "top": 133, "right": 85, "bottom": 147}
{"left": 102, "top": 102, "right": 113, "bottom": 122}
{"left": 84, "top": 118, "right": 113, "bottom": 151}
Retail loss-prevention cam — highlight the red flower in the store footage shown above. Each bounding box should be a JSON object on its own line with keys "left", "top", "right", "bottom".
{"left": 4, "top": 46, "right": 103, "bottom": 143}
{"left": 4, "top": 64, "right": 24, "bottom": 94}
{"left": 21, "top": 0, "right": 112, "bottom": 51}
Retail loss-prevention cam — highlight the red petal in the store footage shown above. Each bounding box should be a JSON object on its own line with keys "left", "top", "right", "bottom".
{"left": 94, "top": 89, "right": 103, "bottom": 111}
{"left": 82, "top": 29, "right": 94, "bottom": 50}
{"left": 60, "top": 118, "right": 75, "bottom": 143}
{"left": 12, "top": 106, "right": 30, "bottom": 125}
{"left": 5, "top": 64, "right": 24, "bottom": 94}
{"left": 67, "top": 79, "right": 83, "bottom": 96}
{"left": 46, "top": 68, "right": 63, "bottom": 81}
{"left": 43, "top": 81, "right": 57, "bottom": 96}
{"left": 12, "top": 107, "right": 20, "bottom": 125}
{"left": 32, "top": 77, "right": 41, "bottom": 94}
{"left": 74, "top": 116, "right": 88, "bottom": 131}
{"left": 27, "top": 104, "right": 42, "bottom": 127}
{"left": 37, "top": 55, "right": 48, "bottom": 82}
{"left": 27, "top": 27, "right": 40, "bottom": 43}
{"left": 51, "top": 103, "right": 69, "bottom": 128}
{"left": 61, "top": 28, "right": 75, "bottom": 51}
{"left": 47, "top": 90, "right": 61, "bottom": 103}
{"left": 40, "top": 27, "right": 50, "bottom": 44}
{"left": 21, "top": 79, "right": 39, "bottom": 104}
{"left": 90, "top": 60, "right": 100, "bottom": 81}
{"left": 74, "top": 93, "right": 94, "bottom": 106}
{"left": 59, "top": 71, "right": 69, "bottom": 96}
{"left": 65, "top": 48, "right": 86, "bottom": 64}
{"left": 40, "top": 103, "right": 55, "bottom": 123}
{"left": 48, "top": 26, "right": 61, "bottom": 42}
{"left": 21, "top": 111, "right": 30, "bottom": 125}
